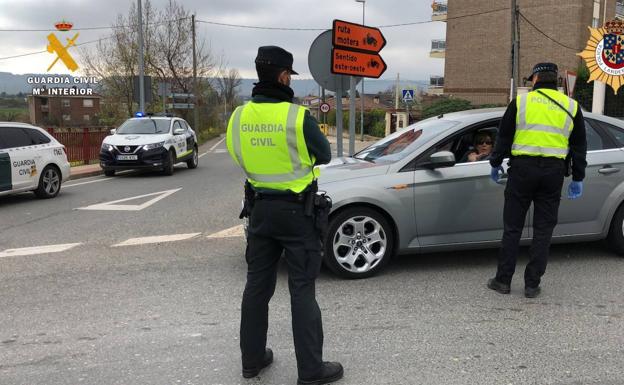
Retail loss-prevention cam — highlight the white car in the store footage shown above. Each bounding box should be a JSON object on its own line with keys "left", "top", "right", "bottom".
{"left": 0, "top": 122, "right": 70, "bottom": 199}
{"left": 99, "top": 116, "right": 198, "bottom": 176}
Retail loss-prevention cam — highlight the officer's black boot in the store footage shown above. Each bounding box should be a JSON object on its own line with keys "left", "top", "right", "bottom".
{"left": 242, "top": 348, "right": 273, "bottom": 378}
{"left": 297, "top": 362, "right": 344, "bottom": 385}
{"left": 524, "top": 286, "right": 541, "bottom": 298}
{"left": 487, "top": 278, "right": 511, "bottom": 294}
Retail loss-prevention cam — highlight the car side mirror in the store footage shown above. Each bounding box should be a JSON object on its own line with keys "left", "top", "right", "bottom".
{"left": 173, "top": 128, "right": 185, "bottom": 135}
{"left": 110, "top": 129, "right": 116, "bottom": 135}
{"left": 425, "top": 151, "right": 456, "bottom": 169}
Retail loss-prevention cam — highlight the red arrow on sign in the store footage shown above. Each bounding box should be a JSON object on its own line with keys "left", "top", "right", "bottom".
{"left": 332, "top": 19, "right": 386, "bottom": 53}
{"left": 331, "top": 48, "right": 387, "bottom": 78}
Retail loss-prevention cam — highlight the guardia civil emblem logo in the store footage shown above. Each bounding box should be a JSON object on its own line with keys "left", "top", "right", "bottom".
{"left": 578, "top": 20, "right": 624, "bottom": 94}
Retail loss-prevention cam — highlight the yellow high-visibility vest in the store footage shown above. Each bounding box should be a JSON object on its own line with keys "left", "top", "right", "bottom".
{"left": 512, "top": 89, "right": 578, "bottom": 159}
{"left": 226, "top": 101, "right": 315, "bottom": 193}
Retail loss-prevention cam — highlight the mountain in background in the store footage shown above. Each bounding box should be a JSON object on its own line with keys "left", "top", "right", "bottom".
{"left": 0, "top": 72, "right": 428, "bottom": 97}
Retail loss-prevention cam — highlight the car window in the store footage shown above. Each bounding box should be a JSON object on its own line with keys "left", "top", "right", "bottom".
{"left": 597, "top": 120, "right": 624, "bottom": 148}
{"left": 117, "top": 119, "right": 170, "bottom": 134}
{"left": 0, "top": 127, "right": 33, "bottom": 149}
{"left": 584, "top": 119, "right": 610, "bottom": 151}
{"left": 26, "top": 128, "right": 51, "bottom": 145}
{"left": 354, "top": 120, "right": 459, "bottom": 163}
{"left": 173, "top": 120, "right": 183, "bottom": 131}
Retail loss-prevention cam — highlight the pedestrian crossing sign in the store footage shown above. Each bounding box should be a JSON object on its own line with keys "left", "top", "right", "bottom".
{"left": 402, "top": 89, "right": 414, "bottom": 102}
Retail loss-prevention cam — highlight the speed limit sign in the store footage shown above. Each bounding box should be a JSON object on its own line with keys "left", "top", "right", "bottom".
{"left": 320, "top": 102, "right": 331, "bottom": 113}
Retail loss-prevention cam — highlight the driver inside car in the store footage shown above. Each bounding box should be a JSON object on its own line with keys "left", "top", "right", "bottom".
{"left": 462, "top": 131, "right": 494, "bottom": 162}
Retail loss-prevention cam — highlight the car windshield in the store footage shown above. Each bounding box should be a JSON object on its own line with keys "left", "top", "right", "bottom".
{"left": 116, "top": 119, "right": 170, "bottom": 134}
{"left": 353, "top": 119, "right": 459, "bottom": 162}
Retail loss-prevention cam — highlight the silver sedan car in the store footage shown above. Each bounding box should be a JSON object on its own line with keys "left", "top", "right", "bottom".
{"left": 319, "top": 108, "right": 624, "bottom": 279}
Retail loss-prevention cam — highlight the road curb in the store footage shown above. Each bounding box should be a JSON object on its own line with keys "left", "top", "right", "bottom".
{"left": 68, "top": 169, "right": 103, "bottom": 181}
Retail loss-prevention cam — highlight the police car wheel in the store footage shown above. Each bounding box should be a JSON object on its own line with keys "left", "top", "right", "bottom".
{"left": 607, "top": 203, "right": 624, "bottom": 255}
{"left": 187, "top": 146, "right": 198, "bottom": 169}
{"left": 324, "top": 206, "right": 394, "bottom": 279}
{"left": 34, "top": 165, "right": 61, "bottom": 199}
{"left": 163, "top": 150, "right": 175, "bottom": 176}
{"left": 104, "top": 169, "right": 115, "bottom": 177}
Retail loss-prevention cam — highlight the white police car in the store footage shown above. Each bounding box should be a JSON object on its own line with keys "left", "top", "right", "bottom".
{"left": 0, "top": 122, "right": 70, "bottom": 199}
{"left": 99, "top": 115, "right": 198, "bottom": 176}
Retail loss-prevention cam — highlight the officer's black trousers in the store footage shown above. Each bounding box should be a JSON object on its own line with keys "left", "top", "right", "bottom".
{"left": 240, "top": 198, "right": 323, "bottom": 379}
{"left": 496, "top": 157, "right": 565, "bottom": 288}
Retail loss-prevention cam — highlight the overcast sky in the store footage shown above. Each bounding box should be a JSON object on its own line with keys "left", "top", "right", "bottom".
{"left": 0, "top": 0, "right": 445, "bottom": 80}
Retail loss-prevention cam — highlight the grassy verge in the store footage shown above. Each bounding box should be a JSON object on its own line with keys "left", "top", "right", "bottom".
{"left": 197, "top": 127, "right": 223, "bottom": 145}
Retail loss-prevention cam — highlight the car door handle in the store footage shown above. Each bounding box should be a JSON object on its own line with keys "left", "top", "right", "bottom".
{"left": 598, "top": 166, "right": 620, "bottom": 175}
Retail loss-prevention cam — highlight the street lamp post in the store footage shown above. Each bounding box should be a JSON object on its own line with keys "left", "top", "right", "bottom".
{"left": 356, "top": 0, "right": 365, "bottom": 141}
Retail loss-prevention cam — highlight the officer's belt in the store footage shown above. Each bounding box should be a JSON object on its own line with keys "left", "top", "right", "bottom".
{"left": 255, "top": 191, "right": 306, "bottom": 203}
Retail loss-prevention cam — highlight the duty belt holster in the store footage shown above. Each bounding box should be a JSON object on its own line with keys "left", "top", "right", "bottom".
{"left": 239, "top": 181, "right": 255, "bottom": 219}
{"left": 304, "top": 180, "right": 333, "bottom": 243}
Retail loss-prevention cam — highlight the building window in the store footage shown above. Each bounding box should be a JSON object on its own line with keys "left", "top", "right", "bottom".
{"left": 62, "top": 99, "right": 70, "bottom": 107}
{"left": 63, "top": 114, "right": 71, "bottom": 121}
{"left": 83, "top": 99, "right": 93, "bottom": 108}
{"left": 83, "top": 114, "right": 90, "bottom": 121}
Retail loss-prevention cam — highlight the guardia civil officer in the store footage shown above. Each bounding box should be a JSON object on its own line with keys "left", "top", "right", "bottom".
{"left": 226, "top": 46, "right": 343, "bottom": 385}
{"left": 488, "top": 63, "right": 587, "bottom": 298}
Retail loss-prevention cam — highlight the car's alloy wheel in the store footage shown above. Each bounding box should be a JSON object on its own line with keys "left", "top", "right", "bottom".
{"left": 34, "top": 166, "right": 61, "bottom": 199}
{"left": 187, "top": 147, "right": 198, "bottom": 169}
{"left": 324, "top": 207, "right": 394, "bottom": 278}
{"left": 607, "top": 203, "right": 624, "bottom": 255}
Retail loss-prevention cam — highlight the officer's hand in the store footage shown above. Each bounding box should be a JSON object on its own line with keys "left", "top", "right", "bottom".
{"left": 567, "top": 181, "right": 583, "bottom": 199}
{"left": 490, "top": 166, "right": 504, "bottom": 183}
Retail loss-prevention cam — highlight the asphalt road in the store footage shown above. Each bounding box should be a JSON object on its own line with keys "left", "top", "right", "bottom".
{"left": 1, "top": 137, "right": 623, "bottom": 385}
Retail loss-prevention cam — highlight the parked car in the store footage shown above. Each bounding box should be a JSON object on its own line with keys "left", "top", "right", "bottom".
{"left": 0, "top": 122, "right": 70, "bottom": 199}
{"left": 99, "top": 116, "right": 198, "bottom": 176}
{"left": 319, "top": 108, "right": 624, "bottom": 278}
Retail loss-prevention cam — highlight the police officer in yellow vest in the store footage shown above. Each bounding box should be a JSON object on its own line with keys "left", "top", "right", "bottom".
{"left": 226, "top": 46, "right": 343, "bottom": 385}
{"left": 487, "top": 63, "right": 587, "bottom": 298}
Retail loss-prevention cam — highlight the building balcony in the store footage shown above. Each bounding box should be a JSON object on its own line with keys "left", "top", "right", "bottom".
{"left": 430, "top": 39, "right": 446, "bottom": 58}
{"left": 431, "top": 1, "right": 447, "bottom": 22}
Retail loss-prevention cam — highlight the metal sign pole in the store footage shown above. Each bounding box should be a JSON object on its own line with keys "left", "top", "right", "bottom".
{"left": 349, "top": 76, "right": 356, "bottom": 155}
{"left": 336, "top": 80, "right": 343, "bottom": 157}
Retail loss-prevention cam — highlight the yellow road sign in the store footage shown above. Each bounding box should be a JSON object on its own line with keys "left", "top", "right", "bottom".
{"left": 47, "top": 32, "right": 79, "bottom": 72}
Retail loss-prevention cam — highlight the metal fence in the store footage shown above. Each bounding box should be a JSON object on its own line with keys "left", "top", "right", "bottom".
{"left": 45, "top": 127, "right": 111, "bottom": 165}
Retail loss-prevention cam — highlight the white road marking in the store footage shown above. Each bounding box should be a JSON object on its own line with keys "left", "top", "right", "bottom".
{"left": 112, "top": 233, "right": 201, "bottom": 247}
{"left": 206, "top": 224, "right": 245, "bottom": 238}
{"left": 199, "top": 137, "right": 226, "bottom": 158}
{"left": 77, "top": 188, "right": 182, "bottom": 211}
{"left": 0, "top": 243, "right": 82, "bottom": 258}
{"left": 213, "top": 149, "right": 227, "bottom": 153}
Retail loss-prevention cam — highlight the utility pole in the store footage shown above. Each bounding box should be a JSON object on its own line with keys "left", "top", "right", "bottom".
{"left": 137, "top": 0, "right": 145, "bottom": 113}
{"left": 395, "top": 73, "right": 400, "bottom": 131}
{"left": 592, "top": 0, "right": 606, "bottom": 114}
{"left": 192, "top": 14, "right": 199, "bottom": 129}
{"left": 510, "top": 0, "right": 519, "bottom": 100}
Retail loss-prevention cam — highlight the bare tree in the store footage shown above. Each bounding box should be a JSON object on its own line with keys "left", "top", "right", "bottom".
{"left": 215, "top": 68, "right": 242, "bottom": 115}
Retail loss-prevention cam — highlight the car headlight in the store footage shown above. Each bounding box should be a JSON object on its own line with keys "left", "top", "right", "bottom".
{"left": 101, "top": 143, "right": 114, "bottom": 151}
{"left": 143, "top": 141, "right": 165, "bottom": 151}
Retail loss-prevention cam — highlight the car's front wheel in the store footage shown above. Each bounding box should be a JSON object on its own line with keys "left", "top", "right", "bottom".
{"left": 607, "top": 203, "right": 624, "bottom": 255}
{"left": 163, "top": 150, "right": 175, "bottom": 176}
{"left": 104, "top": 169, "right": 115, "bottom": 177}
{"left": 324, "top": 206, "right": 394, "bottom": 279}
{"left": 34, "top": 165, "right": 61, "bottom": 199}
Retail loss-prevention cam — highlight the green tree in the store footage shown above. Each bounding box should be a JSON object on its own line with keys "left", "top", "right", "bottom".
{"left": 422, "top": 98, "right": 472, "bottom": 119}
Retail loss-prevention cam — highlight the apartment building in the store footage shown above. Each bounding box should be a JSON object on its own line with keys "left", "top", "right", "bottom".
{"left": 442, "top": 0, "right": 619, "bottom": 105}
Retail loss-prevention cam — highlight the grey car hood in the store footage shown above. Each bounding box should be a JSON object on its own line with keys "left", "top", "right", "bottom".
{"left": 318, "top": 157, "right": 390, "bottom": 185}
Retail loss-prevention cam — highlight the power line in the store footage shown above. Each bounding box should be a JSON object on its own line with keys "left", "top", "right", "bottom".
{"left": 0, "top": 36, "right": 114, "bottom": 61}
{"left": 0, "top": 17, "right": 191, "bottom": 32}
{"left": 518, "top": 12, "right": 581, "bottom": 51}
{"left": 196, "top": 7, "right": 511, "bottom": 31}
